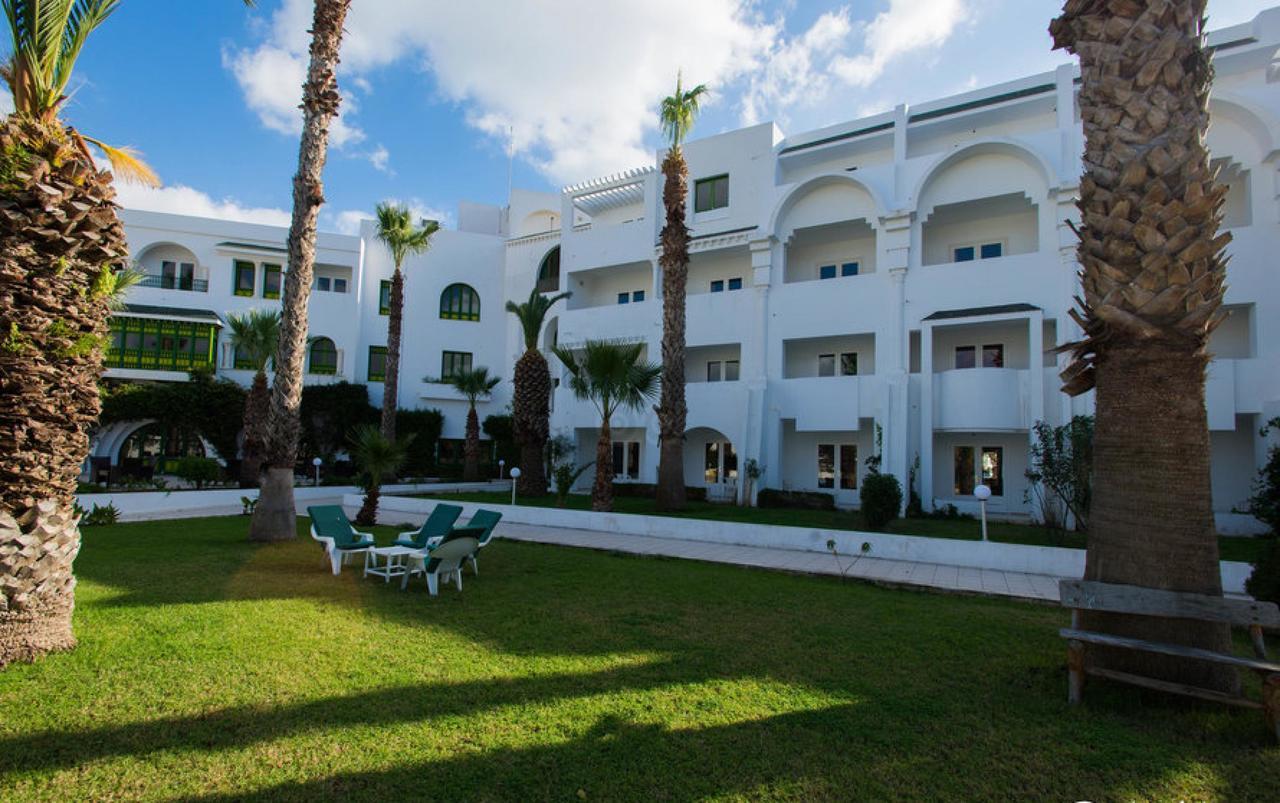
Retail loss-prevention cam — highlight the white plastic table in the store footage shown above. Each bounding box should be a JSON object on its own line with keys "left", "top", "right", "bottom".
{"left": 363, "top": 546, "right": 419, "bottom": 583}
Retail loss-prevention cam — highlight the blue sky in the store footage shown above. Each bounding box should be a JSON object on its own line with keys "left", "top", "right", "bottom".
{"left": 7, "top": 0, "right": 1273, "bottom": 233}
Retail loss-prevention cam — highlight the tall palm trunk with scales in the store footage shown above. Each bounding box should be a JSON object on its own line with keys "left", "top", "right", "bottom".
{"left": 249, "top": 0, "right": 352, "bottom": 542}
{"left": 1051, "top": 0, "right": 1235, "bottom": 689}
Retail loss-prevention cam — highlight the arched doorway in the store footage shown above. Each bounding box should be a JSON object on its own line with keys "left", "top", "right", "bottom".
{"left": 684, "top": 426, "right": 737, "bottom": 502}
{"left": 117, "top": 422, "right": 206, "bottom": 479}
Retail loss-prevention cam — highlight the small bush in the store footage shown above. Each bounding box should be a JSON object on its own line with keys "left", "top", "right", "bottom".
{"left": 757, "top": 488, "right": 835, "bottom": 511}
{"left": 860, "top": 472, "right": 903, "bottom": 531}
{"left": 609, "top": 483, "right": 708, "bottom": 502}
{"left": 81, "top": 503, "right": 120, "bottom": 526}
{"left": 173, "top": 456, "right": 221, "bottom": 489}
{"left": 1245, "top": 537, "right": 1280, "bottom": 605}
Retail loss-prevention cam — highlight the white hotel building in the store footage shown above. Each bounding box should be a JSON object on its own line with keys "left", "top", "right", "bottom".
{"left": 93, "top": 9, "right": 1280, "bottom": 527}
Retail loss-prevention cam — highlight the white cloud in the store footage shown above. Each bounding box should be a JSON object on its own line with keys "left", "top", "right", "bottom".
{"left": 741, "top": 9, "right": 856, "bottom": 127}
{"left": 115, "top": 183, "right": 292, "bottom": 227}
{"left": 364, "top": 144, "right": 391, "bottom": 174}
{"left": 830, "top": 0, "right": 969, "bottom": 87}
{"left": 223, "top": 42, "right": 365, "bottom": 148}
{"left": 0, "top": 88, "right": 12, "bottom": 115}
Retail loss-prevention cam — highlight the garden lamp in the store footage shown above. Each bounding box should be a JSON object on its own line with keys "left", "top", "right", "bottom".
{"left": 498, "top": 459, "right": 505, "bottom": 482}
{"left": 312, "top": 456, "right": 322, "bottom": 488}
{"left": 509, "top": 467, "right": 521, "bottom": 506}
{"left": 974, "top": 484, "right": 992, "bottom": 541}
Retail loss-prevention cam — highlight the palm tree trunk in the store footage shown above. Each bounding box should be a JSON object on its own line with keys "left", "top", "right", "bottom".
{"left": 239, "top": 370, "right": 270, "bottom": 487}
{"left": 249, "top": 0, "right": 351, "bottom": 543}
{"left": 380, "top": 268, "right": 404, "bottom": 442}
{"left": 463, "top": 404, "right": 481, "bottom": 482}
{"left": 356, "top": 483, "right": 380, "bottom": 527}
{"left": 0, "top": 113, "right": 127, "bottom": 666}
{"left": 1084, "top": 344, "right": 1233, "bottom": 688}
{"left": 656, "top": 149, "right": 689, "bottom": 511}
{"left": 592, "top": 416, "right": 614, "bottom": 512}
{"left": 1051, "top": 0, "right": 1235, "bottom": 690}
{"left": 513, "top": 348, "right": 550, "bottom": 495}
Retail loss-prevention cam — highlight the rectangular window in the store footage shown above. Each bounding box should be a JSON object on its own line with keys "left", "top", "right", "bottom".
{"left": 233, "top": 261, "right": 255, "bottom": 297}
{"left": 981, "top": 447, "right": 1004, "bottom": 496}
{"left": 379, "top": 280, "right": 391, "bottom": 314}
{"left": 706, "top": 361, "right": 722, "bottom": 382}
{"left": 317, "top": 276, "right": 331, "bottom": 292}
{"left": 104, "top": 317, "right": 217, "bottom": 372}
{"left": 334, "top": 278, "right": 347, "bottom": 294}
{"left": 705, "top": 442, "right": 720, "bottom": 484}
{"left": 710, "top": 280, "right": 725, "bottom": 293}
{"left": 982, "top": 343, "right": 1005, "bottom": 368}
{"left": 632, "top": 290, "right": 645, "bottom": 303}
{"left": 817, "top": 444, "right": 835, "bottom": 489}
{"left": 617, "top": 292, "right": 630, "bottom": 304}
{"left": 840, "top": 262, "right": 859, "bottom": 277}
{"left": 953, "top": 246, "right": 975, "bottom": 263}
{"left": 954, "top": 446, "right": 975, "bottom": 495}
{"left": 627, "top": 441, "right": 640, "bottom": 479}
{"left": 980, "top": 242, "right": 1003, "bottom": 260}
{"left": 955, "top": 346, "right": 976, "bottom": 370}
{"left": 817, "top": 353, "right": 836, "bottom": 377}
{"left": 179, "top": 262, "right": 195, "bottom": 290}
{"left": 161, "top": 260, "right": 177, "bottom": 289}
{"left": 442, "top": 350, "right": 473, "bottom": 380}
{"left": 234, "top": 346, "right": 255, "bottom": 370}
{"left": 840, "top": 352, "right": 858, "bottom": 376}
{"left": 694, "top": 174, "right": 729, "bottom": 212}
{"left": 839, "top": 445, "right": 858, "bottom": 490}
{"left": 262, "top": 264, "right": 282, "bottom": 299}
{"left": 724, "top": 360, "right": 740, "bottom": 381}
{"left": 367, "top": 346, "right": 388, "bottom": 382}
{"left": 613, "top": 443, "right": 626, "bottom": 476}
{"left": 819, "top": 265, "right": 837, "bottom": 280}
{"left": 727, "top": 277, "right": 743, "bottom": 290}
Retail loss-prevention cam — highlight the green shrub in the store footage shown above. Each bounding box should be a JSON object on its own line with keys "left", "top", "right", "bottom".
{"left": 1248, "top": 417, "right": 1280, "bottom": 535}
{"left": 173, "top": 456, "right": 220, "bottom": 489}
{"left": 1245, "top": 537, "right": 1280, "bottom": 604}
{"left": 860, "top": 472, "right": 903, "bottom": 531}
{"left": 81, "top": 503, "right": 120, "bottom": 526}
{"left": 610, "top": 483, "right": 708, "bottom": 501}
{"left": 757, "top": 488, "right": 835, "bottom": 510}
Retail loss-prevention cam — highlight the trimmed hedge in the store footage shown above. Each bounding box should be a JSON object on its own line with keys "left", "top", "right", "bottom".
{"left": 757, "top": 488, "right": 835, "bottom": 511}
{"left": 610, "top": 483, "right": 708, "bottom": 502}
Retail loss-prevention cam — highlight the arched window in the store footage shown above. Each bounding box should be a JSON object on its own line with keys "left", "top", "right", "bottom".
{"left": 536, "top": 246, "right": 560, "bottom": 293}
{"left": 440, "top": 283, "right": 481, "bottom": 321}
{"left": 309, "top": 337, "right": 337, "bottom": 375}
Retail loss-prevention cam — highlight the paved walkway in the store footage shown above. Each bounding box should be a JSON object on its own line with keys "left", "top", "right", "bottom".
{"left": 495, "top": 522, "right": 1064, "bottom": 603}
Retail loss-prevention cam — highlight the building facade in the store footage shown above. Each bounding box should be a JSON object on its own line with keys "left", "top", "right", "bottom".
{"left": 93, "top": 9, "right": 1280, "bottom": 527}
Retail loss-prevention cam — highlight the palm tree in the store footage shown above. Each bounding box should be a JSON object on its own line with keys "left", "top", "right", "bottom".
{"left": 506, "top": 285, "right": 571, "bottom": 496}
{"left": 0, "top": 1, "right": 166, "bottom": 666}
{"left": 553, "top": 340, "right": 660, "bottom": 512}
{"left": 655, "top": 72, "right": 708, "bottom": 512}
{"left": 374, "top": 202, "right": 439, "bottom": 443}
{"left": 226, "top": 309, "right": 281, "bottom": 487}
{"left": 445, "top": 367, "right": 500, "bottom": 482}
{"left": 348, "top": 424, "right": 409, "bottom": 526}
{"left": 248, "top": 0, "right": 352, "bottom": 543}
{"left": 1050, "top": 0, "right": 1235, "bottom": 689}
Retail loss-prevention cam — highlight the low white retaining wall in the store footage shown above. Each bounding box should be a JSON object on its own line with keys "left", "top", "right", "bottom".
{"left": 371, "top": 493, "right": 1255, "bottom": 595}
{"left": 79, "top": 481, "right": 508, "bottom": 522}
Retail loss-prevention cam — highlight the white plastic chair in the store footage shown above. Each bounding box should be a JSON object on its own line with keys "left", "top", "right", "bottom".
{"left": 402, "top": 536, "right": 480, "bottom": 595}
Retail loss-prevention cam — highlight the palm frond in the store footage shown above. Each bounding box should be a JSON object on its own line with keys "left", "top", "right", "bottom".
{"left": 446, "top": 365, "right": 500, "bottom": 405}
{"left": 506, "top": 285, "right": 571, "bottom": 349}
{"left": 659, "top": 70, "right": 709, "bottom": 149}
{"left": 374, "top": 201, "right": 439, "bottom": 269}
{"left": 3, "top": 0, "right": 119, "bottom": 117}
{"left": 82, "top": 135, "right": 159, "bottom": 186}
{"left": 553, "top": 339, "right": 660, "bottom": 420}
{"left": 225, "top": 308, "right": 281, "bottom": 372}
{"left": 349, "top": 423, "right": 412, "bottom": 488}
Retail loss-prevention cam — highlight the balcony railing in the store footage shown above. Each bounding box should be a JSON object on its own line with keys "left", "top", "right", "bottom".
{"left": 138, "top": 274, "right": 209, "bottom": 292}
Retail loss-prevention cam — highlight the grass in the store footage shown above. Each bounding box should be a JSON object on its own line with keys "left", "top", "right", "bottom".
{"left": 410, "top": 491, "right": 1271, "bottom": 564}
{"left": 0, "top": 516, "right": 1275, "bottom": 801}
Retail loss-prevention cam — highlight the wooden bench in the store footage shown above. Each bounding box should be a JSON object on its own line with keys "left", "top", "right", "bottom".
{"left": 1058, "top": 579, "right": 1280, "bottom": 741}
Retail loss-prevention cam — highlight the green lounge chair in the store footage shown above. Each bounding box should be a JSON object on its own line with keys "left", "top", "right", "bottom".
{"left": 459, "top": 509, "right": 503, "bottom": 575}
{"left": 402, "top": 536, "right": 481, "bottom": 595}
{"left": 393, "top": 503, "right": 462, "bottom": 550}
{"left": 307, "top": 505, "right": 375, "bottom": 575}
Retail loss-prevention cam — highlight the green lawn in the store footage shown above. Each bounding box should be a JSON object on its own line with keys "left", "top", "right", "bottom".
{"left": 0, "top": 517, "right": 1274, "bottom": 801}
{"left": 410, "top": 491, "right": 1270, "bottom": 564}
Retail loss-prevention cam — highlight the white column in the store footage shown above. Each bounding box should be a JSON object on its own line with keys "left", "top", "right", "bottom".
{"left": 920, "top": 320, "right": 935, "bottom": 510}
{"left": 743, "top": 237, "right": 774, "bottom": 503}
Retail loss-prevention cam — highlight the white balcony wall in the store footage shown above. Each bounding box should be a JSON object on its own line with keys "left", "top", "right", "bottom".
{"left": 921, "top": 193, "right": 1039, "bottom": 266}
{"left": 783, "top": 333, "right": 876, "bottom": 378}
{"left": 562, "top": 217, "right": 650, "bottom": 270}
{"left": 934, "top": 368, "right": 1029, "bottom": 432}
{"left": 686, "top": 289, "right": 754, "bottom": 347}
{"left": 784, "top": 220, "right": 877, "bottom": 283}
{"left": 565, "top": 262, "right": 652, "bottom": 309}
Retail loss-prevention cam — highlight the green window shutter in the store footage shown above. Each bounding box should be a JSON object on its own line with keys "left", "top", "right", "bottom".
{"left": 262, "top": 264, "right": 282, "bottom": 299}
{"left": 234, "top": 261, "right": 256, "bottom": 297}
{"left": 379, "top": 281, "right": 391, "bottom": 315}
{"left": 368, "top": 346, "right": 387, "bottom": 382}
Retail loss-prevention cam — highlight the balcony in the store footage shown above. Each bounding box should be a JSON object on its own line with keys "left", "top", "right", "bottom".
{"left": 552, "top": 387, "right": 655, "bottom": 430}
{"left": 686, "top": 288, "right": 754, "bottom": 346}
{"left": 933, "top": 368, "right": 1029, "bottom": 432}
{"left": 558, "top": 299, "right": 657, "bottom": 347}
{"left": 563, "top": 217, "right": 652, "bottom": 270}
{"left": 773, "top": 375, "right": 879, "bottom": 432}
{"left": 685, "top": 381, "right": 749, "bottom": 435}
{"left": 137, "top": 274, "right": 209, "bottom": 292}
